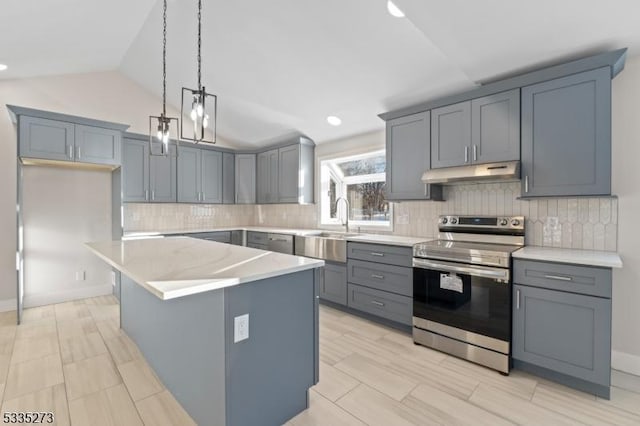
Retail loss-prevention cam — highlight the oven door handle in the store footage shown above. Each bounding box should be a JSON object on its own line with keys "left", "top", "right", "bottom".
{"left": 412, "top": 258, "right": 510, "bottom": 281}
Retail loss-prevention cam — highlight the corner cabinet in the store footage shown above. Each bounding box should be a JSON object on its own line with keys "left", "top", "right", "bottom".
{"left": 385, "top": 111, "right": 442, "bottom": 201}
{"left": 521, "top": 67, "right": 611, "bottom": 197}
{"left": 512, "top": 259, "right": 612, "bottom": 398}
{"left": 256, "top": 139, "right": 314, "bottom": 204}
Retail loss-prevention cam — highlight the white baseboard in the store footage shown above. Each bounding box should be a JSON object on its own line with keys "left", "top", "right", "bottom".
{"left": 23, "top": 284, "right": 113, "bottom": 309}
{"left": 0, "top": 298, "right": 17, "bottom": 313}
{"left": 612, "top": 350, "right": 640, "bottom": 376}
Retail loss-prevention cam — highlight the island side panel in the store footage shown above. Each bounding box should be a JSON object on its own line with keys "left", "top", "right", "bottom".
{"left": 120, "top": 274, "right": 227, "bottom": 426}
{"left": 224, "top": 269, "right": 318, "bottom": 426}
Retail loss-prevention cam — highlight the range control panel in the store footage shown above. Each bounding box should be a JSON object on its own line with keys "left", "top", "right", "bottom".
{"left": 438, "top": 215, "right": 525, "bottom": 231}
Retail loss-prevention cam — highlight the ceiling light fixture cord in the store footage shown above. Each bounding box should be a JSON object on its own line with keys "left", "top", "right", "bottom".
{"left": 197, "top": 0, "right": 202, "bottom": 92}
{"left": 162, "top": 0, "right": 167, "bottom": 116}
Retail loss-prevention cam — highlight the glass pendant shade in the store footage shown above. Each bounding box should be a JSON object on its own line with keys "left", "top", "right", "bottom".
{"left": 181, "top": 87, "right": 217, "bottom": 144}
{"left": 149, "top": 115, "right": 179, "bottom": 156}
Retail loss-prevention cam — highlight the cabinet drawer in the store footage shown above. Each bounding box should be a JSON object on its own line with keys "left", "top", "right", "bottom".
{"left": 347, "top": 259, "right": 412, "bottom": 297}
{"left": 247, "top": 232, "right": 268, "bottom": 244}
{"left": 513, "top": 284, "right": 611, "bottom": 386}
{"left": 247, "top": 242, "right": 267, "bottom": 250}
{"left": 514, "top": 259, "right": 611, "bottom": 298}
{"left": 187, "top": 231, "right": 231, "bottom": 244}
{"left": 347, "top": 242, "right": 412, "bottom": 267}
{"left": 347, "top": 284, "right": 412, "bottom": 325}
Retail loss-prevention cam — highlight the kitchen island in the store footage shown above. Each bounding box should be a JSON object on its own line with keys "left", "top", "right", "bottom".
{"left": 86, "top": 237, "right": 324, "bottom": 426}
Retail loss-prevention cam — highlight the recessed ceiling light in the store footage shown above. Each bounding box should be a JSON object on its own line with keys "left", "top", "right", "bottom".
{"left": 327, "top": 116, "right": 342, "bottom": 126}
{"left": 0, "top": 64, "right": 7, "bottom": 71}
{"left": 387, "top": 1, "right": 405, "bottom": 18}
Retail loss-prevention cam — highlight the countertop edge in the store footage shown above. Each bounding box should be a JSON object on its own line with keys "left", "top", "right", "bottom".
{"left": 512, "top": 247, "right": 623, "bottom": 269}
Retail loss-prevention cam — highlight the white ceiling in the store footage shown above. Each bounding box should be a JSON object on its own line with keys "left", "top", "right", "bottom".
{"left": 3, "top": 0, "right": 640, "bottom": 147}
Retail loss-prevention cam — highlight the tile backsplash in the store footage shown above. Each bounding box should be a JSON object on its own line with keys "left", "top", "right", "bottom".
{"left": 123, "top": 181, "right": 617, "bottom": 251}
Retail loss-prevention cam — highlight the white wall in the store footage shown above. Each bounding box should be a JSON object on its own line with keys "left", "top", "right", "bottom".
{"left": 0, "top": 71, "right": 235, "bottom": 306}
{"left": 611, "top": 55, "right": 640, "bottom": 375}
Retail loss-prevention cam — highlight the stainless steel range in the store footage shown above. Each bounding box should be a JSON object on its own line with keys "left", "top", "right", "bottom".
{"left": 412, "top": 215, "right": 525, "bottom": 374}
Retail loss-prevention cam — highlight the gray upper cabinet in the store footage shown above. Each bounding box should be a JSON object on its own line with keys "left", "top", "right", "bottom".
{"left": 178, "top": 146, "right": 223, "bottom": 204}
{"left": 385, "top": 111, "right": 442, "bottom": 201}
{"left": 278, "top": 144, "right": 300, "bottom": 203}
{"left": 201, "top": 150, "right": 223, "bottom": 204}
{"left": 521, "top": 67, "right": 611, "bottom": 197}
{"left": 74, "top": 124, "right": 121, "bottom": 166}
{"left": 222, "top": 152, "right": 235, "bottom": 204}
{"left": 178, "top": 146, "right": 202, "bottom": 203}
{"left": 431, "top": 101, "right": 472, "bottom": 169}
{"left": 257, "top": 149, "right": 279, "bottom": 204}
{"left": 150, "top": 144, "right": 177, "bottom": 203}
{"left": 471, "top": 89, "right": 520, "bottom": 164}
{"left": 19, "top": 116, "right": 74, "bottom": 162}
{"left": 19, "top": 115, "right": 122, "bottom": 166}
{"left": 235, "top": 154, "right": 256, "bottom": 204}
{"left": 122, "top": 138, "right": 150, "bottom": 202}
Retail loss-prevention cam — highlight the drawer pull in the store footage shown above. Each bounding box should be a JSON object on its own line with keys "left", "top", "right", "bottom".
{"left": 516, "top": 289, "right": 520, "bottom": 310}
{"left": 370, "top": 300, "right": 385, "bottom": 307}
{"left": 544, "top": 274, "right": 573, "bottom": 282}
{"left": 371, "top": 274, "right": 385, "bottom": 280}
{"left": 370, "top": 252, "right": 385, "bottom": 257}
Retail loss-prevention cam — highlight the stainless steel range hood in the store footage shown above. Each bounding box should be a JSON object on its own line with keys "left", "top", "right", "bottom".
{"left": 422, "top": 161, "right": 520, "bottom": 184}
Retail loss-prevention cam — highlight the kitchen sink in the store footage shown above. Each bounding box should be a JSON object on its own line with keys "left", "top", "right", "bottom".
{"left": 295, "top": 232, "right": 359, "bottom": 263}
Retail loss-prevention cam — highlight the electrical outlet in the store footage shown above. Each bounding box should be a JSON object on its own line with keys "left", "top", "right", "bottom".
{"left": 234, "top": 314, "right": 249, "bottom": 343}
{"left": 111, "top": 271, "right": 116, "bottom": 287}
{"left": 75, "top": 270, "right": 86, "bottom": 281}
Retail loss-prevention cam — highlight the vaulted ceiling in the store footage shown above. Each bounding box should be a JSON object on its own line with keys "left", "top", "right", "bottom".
{"left": 2, "top": 0, "right": 640, "bottom": 147}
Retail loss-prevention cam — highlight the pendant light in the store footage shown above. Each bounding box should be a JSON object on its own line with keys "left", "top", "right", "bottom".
{"left": 149, "top": 0, "right": 179, "bottom": 156}
{"left": 180, "top": 0, "right": 217, "bottom": 144}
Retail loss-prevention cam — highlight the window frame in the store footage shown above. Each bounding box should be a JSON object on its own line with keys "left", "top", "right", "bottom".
{"left": 317, "top": 150, "right": 393, "bottom": 232}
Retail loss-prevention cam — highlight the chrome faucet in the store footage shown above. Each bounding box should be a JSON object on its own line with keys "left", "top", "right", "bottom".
{"left": 335, "top": 197, "right": 350, "bottom": 233}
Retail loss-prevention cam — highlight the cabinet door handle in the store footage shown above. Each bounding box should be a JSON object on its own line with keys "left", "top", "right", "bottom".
{"left": 516, "top": 290, "right": 520, "bottom": 310}
{"left": 544, "top": 274, "right": 573, "bottom": 282}
{"left": 202, "top": 192, "right": 205, "bottom": 202}
{"left": 370, "top": 252, "right": 385, "bottom": 257}
{"left": 464, "top": 146, "right": 469, "bottom": 163}
{"left": 473, "top": 145, "right": 477, "bottom": 162}
{"left": 524, "top": 176, "right": 529, "bottom": 193}
{"left": 77, "top": 146, "right": 81, "bottom": 159}
{"left": 424, "top": 183, "right": 428, "bottom": 197}
{"left": 145, "top": 190, "right": 149, "bottom": 201}
{"left": 70, "top": 145, "right": 75, "bottom": 159}
{"left": 151, "top": 190, "right": 155, "bottom": 201}
{"left": 371, "top": 274, "right": 385, "bottom": 280}
{"left": 68, "top": 145, "right": 73, "bottom": 159}
{"left": 371, "top": 300, "right": 385, "bottom": 307}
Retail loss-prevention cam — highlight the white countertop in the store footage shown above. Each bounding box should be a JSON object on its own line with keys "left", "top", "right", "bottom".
{"left": 513, "top": 246, "right": 623, "bottom": 269}
{"left": 86, "top": 237, "right": 325, "bottom": 300}
{"left": 123, "top": 227, "right": 429, "bottom": 247}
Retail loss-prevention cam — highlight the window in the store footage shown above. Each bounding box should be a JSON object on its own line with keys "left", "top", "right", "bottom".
{"left": 320, "top": 150, "right": 391, "bottom": 229}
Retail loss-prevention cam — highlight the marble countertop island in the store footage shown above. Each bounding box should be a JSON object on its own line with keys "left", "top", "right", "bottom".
{"left": 86, "top": 237, "right": 325, "bottom": 300}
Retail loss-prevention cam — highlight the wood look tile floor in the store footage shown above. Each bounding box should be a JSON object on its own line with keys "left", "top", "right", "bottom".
{"left": 1, "top": 298, "right": 639, "bottom": 425}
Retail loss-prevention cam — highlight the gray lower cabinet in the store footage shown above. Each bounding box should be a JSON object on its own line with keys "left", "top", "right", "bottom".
{"left": 521, "top": 67, "right": 611, "bottom": 197}
{"left": 222, "top": 152, "right": 235, "bottom": 204}
{"left": 513, "top": 259, "right": 612, "bottom": 398}
{"left": 347, "top": 259, "right": 412, "bottom": 297}
{"left": 319, "top": 262, "right": 347, "bottom": 305}
{"left": 385, "top": 111, "right": 442, "bottom": 201}
{"left": 149, "top": 144, "right": 177, "bottom": 202}
{"left": 122, "top": 138, "right": 150, "bottom": 202}
{"left": 178, "top": 146, "right": 223, "bottom": 204}
{"left": 431, "top": 101, "right": 472, "bottom": 169}
{"left": 187, "top": 231, "right": 232, "bottom": 244}
{"left": 471, "top": 89, "right": 520, "bottom": 164}
{"left": 347, "top": 242, "right": 413, "bottom": 267}
{"left": 75, "top": 124, "right": 121, "bottom": 166}
{"left": 347, "top": 284, "right": 412, "bottom": 325}
{"left": 235, "top": 154, "right": 256, "bottom": 204}
{"left": 19, "top": 115, "right": 121, "bottom": 166}
{"left": 247, "top": 231, "right": 268, "bottom": 246}
{"left": 19, "top": 116, "right": 74, "bottom": 162}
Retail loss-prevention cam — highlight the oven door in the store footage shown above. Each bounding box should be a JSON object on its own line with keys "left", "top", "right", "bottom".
{"left": 412, "top": 258, "right": 511, "bottom": 347}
